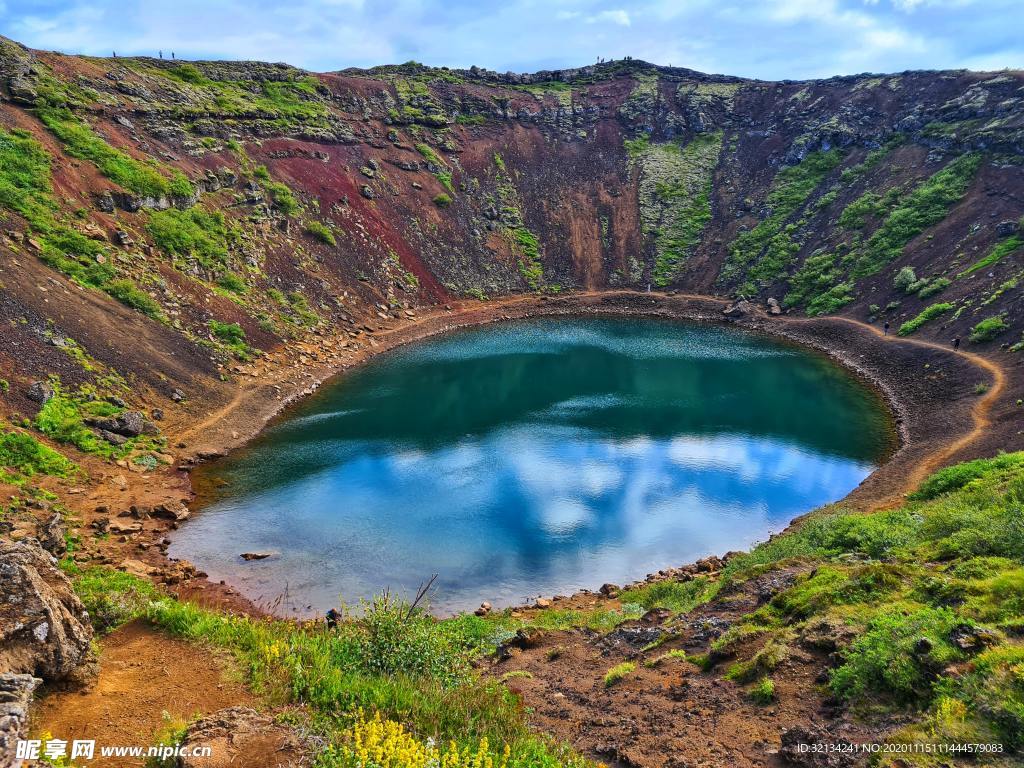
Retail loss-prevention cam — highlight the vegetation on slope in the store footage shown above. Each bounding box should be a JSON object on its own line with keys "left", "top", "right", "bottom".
{"left": 631, "top": 132, "right": 723, "bottom": 286}
{"left": 720, "top": 149, "right": 844, "bottom": 295}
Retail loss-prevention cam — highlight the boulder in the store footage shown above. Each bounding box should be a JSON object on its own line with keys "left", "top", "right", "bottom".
{"left": 85, "top": 410, "right": 145, "bottom": 437}
{"left": 240, "top": 551, "right": 274, "bottom": 561}
{"left": 35, "top": 512, "right": 66, "bottom": 556}
{"left": 177, "top": 706, "right": 308, "bottom": 768}
{"left": 0, "top": 673, "right": 41, "bottom": 768}
{"left": 359, "top": 185, "right": 375, "bottom": 200}
{"left": 767, "top": 297, "right": 782, "bottom": 315}
{"left": 0, "top": 541, "right": 94, "bottom": 684}
{"left": 722, "top": 300, "right": 752, "bottom": 318}
{"left": 26, "top": 381, "right": 53, "bottom": 405}
{"left": 598, "top": 583, "right": 620, "bottom": 598}
{"left": 995, "top": 219, "right": 1019, "bottom": 238}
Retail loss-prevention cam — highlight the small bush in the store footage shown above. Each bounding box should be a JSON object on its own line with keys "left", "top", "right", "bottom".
{"left": 894, "top": 266, "right": 918, "bottom": 292}
{"left": 830, "top": 606, "right": 964, "bottom": 703}
{"left": 305, "top": 220, "right": 337, "bottom": 246}
{"left": 217, "top": 272, "right": 247, "bottom": 293}
{"left": 749, "top": 677, "right": 775, "bottom": 704}
{"left": 603, "top": 661, "right": 636, "bottom": 687}
{"left": 898, "top": 302, "right": 953, "bottom": 336}
{"left": 105, "top": 279, "right": 163, "bottom": 319}
{"left": 433, "top": 193, "right": 453, "bottom": 207}
{"left": 969, "top": 316, "right": 1008, "bottom": 343}
{"left": 265, "top": 181, "right": 299, "bottom": 215}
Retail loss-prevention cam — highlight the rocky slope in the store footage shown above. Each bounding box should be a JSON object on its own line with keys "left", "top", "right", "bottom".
{"left": 0, "top": 36, "right": 1022, "bottom": 432}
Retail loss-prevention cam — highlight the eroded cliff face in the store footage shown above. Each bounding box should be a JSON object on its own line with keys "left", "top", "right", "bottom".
{"left": 0, "top": 36, "right": 1022, "bottom": 422}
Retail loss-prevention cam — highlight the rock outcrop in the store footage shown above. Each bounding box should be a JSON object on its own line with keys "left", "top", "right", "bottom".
{"left": 0, "top": 674, "right": 40, "bottom": 768}
{"left": 0, "top": 541, "right": 94, "bottom": 686}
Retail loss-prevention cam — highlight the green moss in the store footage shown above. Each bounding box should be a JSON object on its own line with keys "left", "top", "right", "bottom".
{"left": 105, "top": 279, "right": 164, "bottom": 320}
{"left": 898, "top": 302, "right": 954, "bottom": 336}
{"left": 433, "top": 193, "right": 453, "bottom": 207}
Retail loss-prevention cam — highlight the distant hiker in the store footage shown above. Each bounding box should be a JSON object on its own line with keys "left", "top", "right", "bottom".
{"left": 953, "top": 337, "right": 961, "bottom": 352}
{"left": 172, "top": 52, "right": 175, "bottom": 60}
{"left": 883, "top": 321, "right": 890, "bottom": 336}
{"left": 159, "top": 50, "right": 163, "bottom": 59}
{"left": 325, "top": 608, "right": 340, "bottom": 630}
{"left": 113, "top": 51, "right": 117, "bottom": 58}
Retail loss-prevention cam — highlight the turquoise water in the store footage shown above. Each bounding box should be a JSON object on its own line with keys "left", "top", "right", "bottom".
{"left": 170, "top": 317, "right": 894, "bottom": 615}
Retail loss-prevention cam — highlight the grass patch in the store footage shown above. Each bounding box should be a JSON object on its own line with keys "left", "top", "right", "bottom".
{"left": 959, "top": 235, "right": 1022, "bottom": 277}
{"left": 37, "top": 106, "right": 192, "bottom": 199}
{"left": 603, "top": 662, "right": 636, "bottom": 688}
{"left": 721, "top": 150, "right": 844, "bottom": 290}
{"left": 969, "top": 315, "right": 1008, "bottom": 343}
{"left": 305, "top": 220, "right": 337, "bottom": 246}
{"left": 147, "top": 208, "right": 229, "bottom": 271}
{"left": 208, "top": 320, "right": 254, "bottom": 360}
{"left": 898, "top": 302, "right": 954, "bottom": 336}
{"left": 0, "top": 427, "right": 77, "bottom": 478}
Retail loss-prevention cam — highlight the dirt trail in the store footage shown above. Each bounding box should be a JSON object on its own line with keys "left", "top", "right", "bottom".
{"left": 781, "top": 312, "right": 1007, "bottom": 495}
{"left": 32, "top": 620, "right": 256, "bottom": 767}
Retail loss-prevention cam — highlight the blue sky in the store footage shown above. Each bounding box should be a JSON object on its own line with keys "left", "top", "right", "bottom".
{"left": 1, "top": 0, "right": 1021, "bottom": 80}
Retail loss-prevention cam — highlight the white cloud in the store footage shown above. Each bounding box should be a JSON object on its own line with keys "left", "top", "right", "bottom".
{"left": 588, "top": 9, "right": 631, "bottom": 26}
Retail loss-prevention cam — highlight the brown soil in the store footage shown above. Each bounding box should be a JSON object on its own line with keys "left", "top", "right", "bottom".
{"left": 31, "top": 619, "right": 256, "bottom": 767}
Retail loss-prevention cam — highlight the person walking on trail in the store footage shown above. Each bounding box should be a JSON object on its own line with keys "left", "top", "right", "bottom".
{"left": 953, "top": 337, "right": 961, "bottom": 352}
{"left": 883, "top": 321, "right": 890, "bottom": 336}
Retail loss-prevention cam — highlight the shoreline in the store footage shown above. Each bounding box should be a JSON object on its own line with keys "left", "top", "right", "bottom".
{"left": 63, "top": 291, "right": 1009, "bottom": 618}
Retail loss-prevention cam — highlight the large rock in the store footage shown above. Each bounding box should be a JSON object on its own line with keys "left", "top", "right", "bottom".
{"left": 85, "top": 410, "right": 145, "bottom": 437}
{"left": 0, "top": 541, "right": 94, "bottom": 684}
{"left": 0, "top": 673, "right": 40, "bottom": 768}
{"left": 722, "top": 300, "right": 752, "bottom": 318}
{"left": 25, "top": 381, "right": 53, "bottom": 405}
{"left": 178, "top": 707, "right": 308, "bottom": 768}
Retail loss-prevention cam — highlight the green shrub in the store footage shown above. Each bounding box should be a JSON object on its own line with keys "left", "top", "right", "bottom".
{"left": 104, "top": 279, "right": 163, "bottom": 319}
{"left": 749, "top": 677, "right": 775, "bottom": 704}
{"left": 305, "top": 219, "right": 337, "bottom": 246}
{"left": 433, "top": 193, "right": 453, "bottom": 207}
{"left": 147, "top": 208, "right": 229, "bottom": 269}
{"left": 217, "top": 272, "right": 247, "bottom": 293}
{"left": 969, "top": 316, "right": 1008, "bottom": 343}
{"left": 265, "top": 181, "right": 299, "bottom": 215}
{"left": 893, "top": 266, "right": 917, "bottom": 292}
{"left": 830, "top": 606, "right": 965, "bottom": 703}
{"left": 208, "top": 320, "right": 252, "bottom": 359}
{"left": 898, "top": 302, "right": 953, "bottom": 336}
{"left": 603, "top": 662, "right": 636, "bottom": 687}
